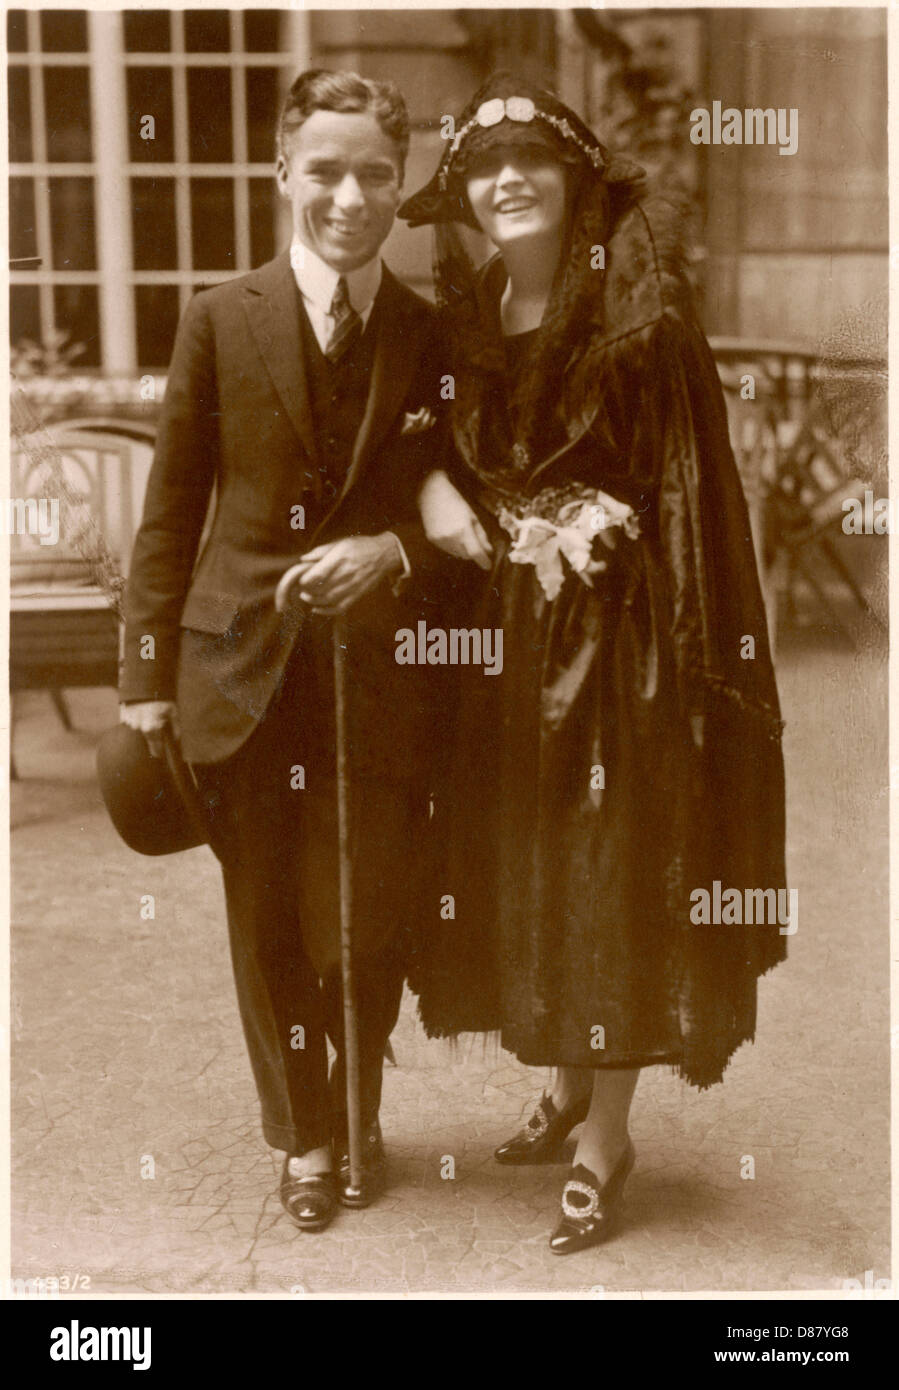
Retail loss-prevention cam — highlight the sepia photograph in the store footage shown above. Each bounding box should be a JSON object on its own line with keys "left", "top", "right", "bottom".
{"left": 4, "top": 0, "right": 891, "bottom": 1314}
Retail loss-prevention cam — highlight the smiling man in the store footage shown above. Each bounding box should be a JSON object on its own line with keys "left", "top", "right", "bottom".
{"left": 119, "top": 70, "right": 451, "bottom": 1234}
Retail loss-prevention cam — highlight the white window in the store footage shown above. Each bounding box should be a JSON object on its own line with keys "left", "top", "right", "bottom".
{"left": 9, "top": 8, "right": 309, "bottom": 372}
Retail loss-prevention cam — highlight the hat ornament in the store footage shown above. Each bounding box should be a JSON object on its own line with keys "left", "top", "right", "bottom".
{"left": 437, "top": 96, "right": 606, "bottom": 191}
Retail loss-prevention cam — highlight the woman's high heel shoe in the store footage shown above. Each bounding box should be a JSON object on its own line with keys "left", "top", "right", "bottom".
{"left": 494, "top": 1091, "right": 590, "bottom": 1165}
{"left": 548, "top": 1138, "right": 636, "bottom": 1254}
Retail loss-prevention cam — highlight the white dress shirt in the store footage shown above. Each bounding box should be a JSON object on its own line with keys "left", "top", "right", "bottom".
{"left": 289, "top": 238, "right": 382, "bottom": 354}
{"left": 288, "top": 238, "right": 411, "bottom": 587}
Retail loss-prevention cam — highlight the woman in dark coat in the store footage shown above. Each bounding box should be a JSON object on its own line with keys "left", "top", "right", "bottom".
{"left": 400, "top": 72, "right": 787, "bottom": 1253}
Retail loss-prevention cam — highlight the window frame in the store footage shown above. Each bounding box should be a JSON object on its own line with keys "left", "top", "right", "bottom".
{"left": 9, "top": 9, "right": 309, "bottom": 371}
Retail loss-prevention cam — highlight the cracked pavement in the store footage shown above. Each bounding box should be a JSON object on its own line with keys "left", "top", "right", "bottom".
{"left": 9, "top": 627, "right": 890, "bottom": 1295}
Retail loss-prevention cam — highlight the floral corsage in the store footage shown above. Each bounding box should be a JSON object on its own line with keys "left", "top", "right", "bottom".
{"left": 497, "top": 482, "right": 640, "bottom": 601}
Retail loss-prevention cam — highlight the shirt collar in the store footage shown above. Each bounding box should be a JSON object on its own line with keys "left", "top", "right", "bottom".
{"left": 289, "top": 238, "right": 382, "bottom": 315}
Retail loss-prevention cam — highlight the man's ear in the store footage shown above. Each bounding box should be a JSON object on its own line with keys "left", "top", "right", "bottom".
{"left": 275, "top": 154, "right": 289, "bottom": 198}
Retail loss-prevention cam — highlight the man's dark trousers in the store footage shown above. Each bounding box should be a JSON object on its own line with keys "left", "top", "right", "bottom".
{"left": 197, "top": 629, "right": 417, "bottom": 1156}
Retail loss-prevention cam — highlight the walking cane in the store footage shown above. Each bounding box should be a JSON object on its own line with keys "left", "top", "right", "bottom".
{"left": 275, "top": 570, "right": 364, "bottom": 1198}
{"left": 332, "top": 613, "right": 364, "bottom": 1197}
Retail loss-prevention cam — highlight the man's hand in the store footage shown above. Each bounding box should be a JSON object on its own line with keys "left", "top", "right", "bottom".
{"left": 120, "top": 700, "right": 180, "bottom": 758}
{"left": 418, "top": 469, "right": 493, "bottom": 570}
{"left": 285, "top": 533, "right": 402, "bottom": 616}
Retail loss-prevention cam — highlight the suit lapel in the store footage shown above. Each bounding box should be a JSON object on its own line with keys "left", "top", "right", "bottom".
{"left": 242, "top": 252, "right": 318, "bottom": 466}
{"left": 338, "top": 268, "right": 429, "bottom": 502}
{"left": 242, "top": 256, "right": 430, "bottom": 523}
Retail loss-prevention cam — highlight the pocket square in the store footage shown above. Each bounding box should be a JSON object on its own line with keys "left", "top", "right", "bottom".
{"left": 401, "top": 406, "right": 436, "bottom": 436}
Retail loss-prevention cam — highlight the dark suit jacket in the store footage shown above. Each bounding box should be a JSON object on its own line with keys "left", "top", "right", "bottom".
{"left": 121, "top": 252, "right": 450, "bottom": 767}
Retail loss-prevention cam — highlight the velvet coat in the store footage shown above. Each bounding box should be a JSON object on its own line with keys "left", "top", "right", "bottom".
{"left": 407, "top": 197, "right": 788, "bottom": 1088}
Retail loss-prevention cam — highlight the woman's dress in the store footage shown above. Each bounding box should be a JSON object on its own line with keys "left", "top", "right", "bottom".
{"left": 408, "top": 198, "right": 788, "bottom": 1090}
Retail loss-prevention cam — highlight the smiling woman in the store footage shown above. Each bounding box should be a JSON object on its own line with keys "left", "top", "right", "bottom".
{"left": 400, "top": 69, "right": 788, "bottom": 1256}
{"left": 466, "top": 146, "right": 566, "bottom": 230}
{"left": 463, "top": 144, "right": 569, "bottom": 336}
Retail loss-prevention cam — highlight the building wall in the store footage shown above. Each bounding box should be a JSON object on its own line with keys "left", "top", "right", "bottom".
{"left": 8, "top": 7, "right": 888, "bottom": 371}
{"left": 703, "top": 6, "right": 887, "bottom": 349}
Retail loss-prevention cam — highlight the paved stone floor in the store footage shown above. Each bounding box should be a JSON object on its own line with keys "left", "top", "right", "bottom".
{"left": 9, "top": 622, "right": 890, "bottom": 1296}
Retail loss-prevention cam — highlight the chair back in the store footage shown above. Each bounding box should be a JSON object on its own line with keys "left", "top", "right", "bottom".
{"left": 8, "top": 427, "right": 153, "bottom": 596}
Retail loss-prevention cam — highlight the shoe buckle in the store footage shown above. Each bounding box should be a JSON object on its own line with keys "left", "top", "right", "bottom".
{"left": 527, "top": 1104, "right": 550, "bottom": 1137}
{"left": 561, "top": 1179, "right": 600, "bottom": 1221}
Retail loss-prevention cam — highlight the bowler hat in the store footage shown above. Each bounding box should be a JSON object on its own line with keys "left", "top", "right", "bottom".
{"left": 96, "top": 722, "right": 210, "bottom": 856}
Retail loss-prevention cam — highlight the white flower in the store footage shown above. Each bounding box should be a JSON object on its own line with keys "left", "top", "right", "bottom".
{"left": 498, "top": 487, "right": 639, "bottom": 601}
{"left": 500, "top": 514, "right": 569, "bottom": 601}
{"left": 595, "top": 488, "right": 641, "bottom": 540}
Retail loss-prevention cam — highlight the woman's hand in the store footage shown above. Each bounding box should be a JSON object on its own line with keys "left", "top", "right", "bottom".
{"left": 418, "top": 470, "right": 493, "bottom": 570}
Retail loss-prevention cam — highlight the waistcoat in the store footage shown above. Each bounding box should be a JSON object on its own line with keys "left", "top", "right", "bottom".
{"left": 297, "top": 291, "right": 379, "bottom": 510}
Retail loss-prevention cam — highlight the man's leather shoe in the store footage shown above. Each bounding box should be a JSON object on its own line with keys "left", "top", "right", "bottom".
{"left": 494, "top": 1091, "right": 590, "bottom": 1165}
{"left": 280, "top": 1157, "right": 338, "bottom": 1233}
{"left": 335, "top": 1118, "right": 387, "bottom": 1208}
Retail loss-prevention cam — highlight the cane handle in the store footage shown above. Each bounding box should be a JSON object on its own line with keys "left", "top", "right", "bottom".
{"left": 274, "top": 562, "right": 312, "bottom": 613}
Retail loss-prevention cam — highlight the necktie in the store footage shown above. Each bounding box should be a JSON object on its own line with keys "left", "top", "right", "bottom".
{"left": 325, "top": 276, "right": 363, "bottom": 364}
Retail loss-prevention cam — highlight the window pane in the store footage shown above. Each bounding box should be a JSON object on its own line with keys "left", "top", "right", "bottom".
{"left": 11, "top": 285, "right": 41, "bottom": 346}
{"left": 39, "top": 9, "right": 88, "bottom": 52}
{"left": 191, "top": 179, "right": 235, "bottom": 270}
{"left": 135, "top": 285, "right": 180, "bottom": 368}
{"left": 9, "top": 67, "right": 33, "bottom": 162}
{"left": 184, "top": 10, "right": 231, "bottom": 53}
{"left": 44, "top": 67, "right": 92, "bottom": 162}
{"left": 49, "top": 178, "right": 96, "bottom": 270}
{"left": 7, "top": 11, "right": 28, "bottom": 52}
{"left": 187, "top": 69, "right": 232, "bottom": 163}
{"left": 131, "top": 179, "right": 177, "bottom": 270}
{"left": 246, "top": 68, "right": 278, "bottom": 163}
{"left": 53, "top": 284, "right": 100, "bottom": 367}
{"left": 243, "top": 11, "right": 284, "bottom": 52}
{"left": 126, "top": 68, "right": 175, "bottom": 162}
{"left": 9, "top": 178, "right": 37, "bottom": 262}
{"left": 250, "top": 178, "right": 276, "bottom": 266}
{"left": 123, "top": 10, "right": 170, "bottom": 53}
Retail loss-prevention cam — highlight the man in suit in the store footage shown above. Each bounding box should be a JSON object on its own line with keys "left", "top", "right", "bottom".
{"left": 120, "top": 69, "right": 452, "bottom": 1234}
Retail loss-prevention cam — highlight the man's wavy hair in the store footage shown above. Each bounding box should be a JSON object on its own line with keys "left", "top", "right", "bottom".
{"left": 277, "top": 69, "right": 410, "bottom": 177}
